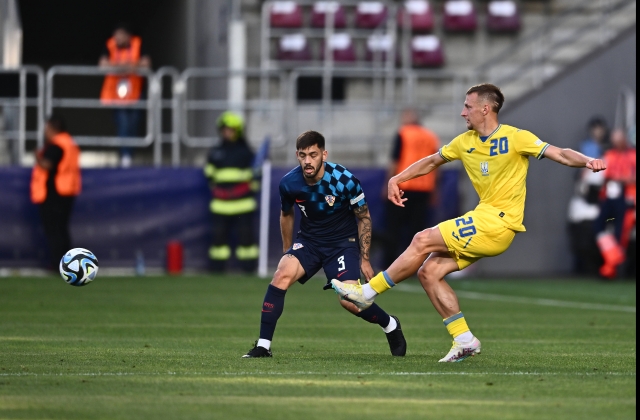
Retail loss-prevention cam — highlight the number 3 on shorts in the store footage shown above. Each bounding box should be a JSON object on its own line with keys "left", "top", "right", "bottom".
{"left": 337, "top": 255, "right": 345, "bottom": 271}
{"left": 455, "top": 216, "right": 477, "bottom": 237}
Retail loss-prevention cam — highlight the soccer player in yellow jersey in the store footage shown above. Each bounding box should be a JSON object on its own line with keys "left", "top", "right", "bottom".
{"left": 331, "top": 83, "right": 607, "bottom": 362}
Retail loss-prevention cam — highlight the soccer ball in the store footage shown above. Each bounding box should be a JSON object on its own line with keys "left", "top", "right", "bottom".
{"left": 59, "top": 248, "right": 99, "bottom": 287}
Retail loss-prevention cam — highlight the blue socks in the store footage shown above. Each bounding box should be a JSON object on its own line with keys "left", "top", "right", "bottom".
{"left": 357, "top": 303, "right": 391, "bottom": 329}
{"left": 259, "top": 284, "right": 287, "bottom": 341}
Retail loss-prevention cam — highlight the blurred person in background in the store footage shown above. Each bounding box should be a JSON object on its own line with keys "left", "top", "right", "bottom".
{"left": 204, "top": 112, "right": 259, "bottom": 273}
{"left": 30, "top": 115, "right": 81, "bottom": 269}
{"left": 382, "top": 109, "right": 440, "bottom": 268}
{"left": 567, "top": 169, "right": 604, "bottom": 276}
{"left": 580, "top": 116, "right": 609, "bottom": 159}
{"left": 99, "top": 23, "right": 151, "bottom": 168}
{"left": 595, "top": 129, "right": 636, "bottom": 279}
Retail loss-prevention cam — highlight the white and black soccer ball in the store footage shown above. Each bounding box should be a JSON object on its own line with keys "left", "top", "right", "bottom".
{"left": 59, "top": 248, "right": 99, "bottom": 287}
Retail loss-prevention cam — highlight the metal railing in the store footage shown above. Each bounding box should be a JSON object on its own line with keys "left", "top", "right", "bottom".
{"left": 154, "top": 66, "right": 181, "bottom": 167}
{"left": 46, "top": 65, "right": 156, "bottom": 148}
{"left": 3, "top": 64, "right": 467, "bottom": 166}
{"left": 179, "top": 67, "right": 289, "bottom": 148}
{"left": 0, "top": 65, "right": 45, "bottom": 164}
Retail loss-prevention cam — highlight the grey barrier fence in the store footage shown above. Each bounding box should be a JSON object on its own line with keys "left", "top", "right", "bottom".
{"left": 179, "top": 67, "right": 289, "bottom": 148}
{"left": 0, "top": 65, "right": 45, "bottom": 164}
{"left": 45, "top": 65, "right": 157, "bottom": 149}
{"left": 2, "top": 65, "right": 467, "bottom": 166}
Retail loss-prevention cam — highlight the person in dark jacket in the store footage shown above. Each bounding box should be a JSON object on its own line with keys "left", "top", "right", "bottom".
{"left": 204, "top": 112, "right": 258, "bottom": 272}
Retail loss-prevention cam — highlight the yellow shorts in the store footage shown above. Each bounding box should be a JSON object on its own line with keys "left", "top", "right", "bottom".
{"left": 437, "top": 207, "right": 517, "bottom": 270}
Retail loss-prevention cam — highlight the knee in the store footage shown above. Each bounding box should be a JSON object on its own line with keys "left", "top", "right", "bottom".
{"left": 271, "top": 269, "right": 295, "bottom": 290}
{"left": 417, "top": 262, "right": 440, "bottom": 287}
{"left": 411, "top": 227, "right": 436, "bottom": 252}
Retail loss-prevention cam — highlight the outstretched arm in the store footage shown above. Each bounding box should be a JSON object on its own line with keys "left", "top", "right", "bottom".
{"left": 542, "top": 145, "right": 606, "bottom": 172}
{"left": 353, "top": 204, "right": 374, "bottom": 282}
{"left": 388, "top": 153, "right": 447, "bottom": 207}
{"left": 280, "top": 209, "right": 295, "bottom": 253}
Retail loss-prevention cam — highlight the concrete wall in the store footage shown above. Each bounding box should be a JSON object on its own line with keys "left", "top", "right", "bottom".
{"left": 473, "top": 25, "right": 636, "bottom": 276}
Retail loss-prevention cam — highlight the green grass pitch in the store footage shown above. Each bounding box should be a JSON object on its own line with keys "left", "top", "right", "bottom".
{"left": 0, "top": 275, "right": 635, "bottom": 419}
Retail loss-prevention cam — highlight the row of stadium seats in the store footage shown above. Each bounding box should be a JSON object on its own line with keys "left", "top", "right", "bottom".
{"left": 269, "top": 1, "right": 521, "bottom": 34}
{"left": 277, "top": 33, "right": 444, "bottom": 67}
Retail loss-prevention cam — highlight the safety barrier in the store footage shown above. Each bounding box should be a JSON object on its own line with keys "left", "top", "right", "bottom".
{"left": 2, "top": 64, "right": 466, "bottom": 166}
{"left": 179, "top": 68, "right": 289, "bottom": 147}
{"left": 46, "top": 65, "right": 157, "bottom": 148}
{"left": 0, "top": 65, "right": 45, "bottom": 164}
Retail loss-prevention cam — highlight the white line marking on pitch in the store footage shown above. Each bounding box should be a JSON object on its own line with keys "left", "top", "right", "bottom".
{"left": 395, "top": 284, "right": 636, "bottom": 313}
{"left": 0, "top": 371, "right": 634, "bottom": 378}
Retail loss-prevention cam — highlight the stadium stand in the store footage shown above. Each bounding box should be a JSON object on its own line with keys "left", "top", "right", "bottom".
{"left": 410, "top": 35, "right": 445, "bottom": 67}
{"left": 277, "top": 33, "right": 312, "bottom": 61}
{"left": 365, "top": 33, "right": 394, "bottom": 62}
{"left": 486, "top": 0, "right": 521, "bottom": 33}
{"left": 355, "top": 2, "right": 389, "bottom": 29}
{"left": 443, "top": 0, "right": 478, "bottom": 33}
{"left": 311, "top": 1, "right": 347, "bottom": 28}
{"left": 270, "top": 1, "right": 304, "bottom": 28}
{"left": 322, "top": 33, "right": 357, "bottom": 62}
{"left": 397, "top": 0, "right": 434, "bottom": 33}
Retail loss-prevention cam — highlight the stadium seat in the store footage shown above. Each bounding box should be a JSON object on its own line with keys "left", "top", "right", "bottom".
{"left": 397, "top": 0, "right": 434, "bottom": 33}
{"left": 365, "top": 33, "right": 394, "bottom": 62}
{"left": 322, "top": 33, "right": 356, "bottom": 62}
{"left": 311, "top": 2, "right": 347, "bottom": 28}
{"left": 355, "top": 2, "right": 388, "bottom": 29}
{"left": 443, "top": 0, "right": 477, "bottom": 33}
{"left": 270, "top": 1, "right": 304, "bottom": 28}
{"left": 486, "top": 0, "right": 521, "bottom": 33}
{"left": 411, "top": 35, "right": 444, "bottom": 67}
{"left": 277, "top": 34, "right": 312, "bottom": 61}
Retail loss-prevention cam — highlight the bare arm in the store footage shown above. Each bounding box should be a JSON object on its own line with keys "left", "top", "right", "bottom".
{"left": 280, "top": 209, "right": 295, "bottom": 253}
{"left": 381, "top": 160, "right": 398, "bottom": 198}
{"left": 98, "top": 56, "right": 110, "bottom": 67}
{"left": 388, "top": 152, "right": 447, "bottom": 207}
{"left": 543, "top": 145, "right": 606, "bottom": 172}
{"left": 35, "top": 153, "right": 53, "bottom": 170}
{"left": 353, "top": 204, "right": 374, "bottom": 281}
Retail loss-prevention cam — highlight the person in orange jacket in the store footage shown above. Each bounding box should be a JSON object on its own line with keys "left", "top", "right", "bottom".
{"left": 31, "top": 115, "right": 81, "bottom": 269}
{"left": 382, "top": 109, "right": 440, "bottom": 267}
{"left": 99, "top": 23, "right": 151, "bottom": 167}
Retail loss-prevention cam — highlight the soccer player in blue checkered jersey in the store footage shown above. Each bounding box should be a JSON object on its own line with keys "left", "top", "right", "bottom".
{"left": 243, "top": 131, "right": 406, "bottom": 357}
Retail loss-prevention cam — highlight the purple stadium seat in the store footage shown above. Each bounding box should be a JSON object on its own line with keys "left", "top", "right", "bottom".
{"left": 365, "top": 34, "right": 394, "bottom": 62}
{"left": 277, "top": 34, "right": 312, "bottom": 61}
{"left": 397, "top": 0, "right": 434, "bottom": 33}
{"left": 270, "top": 1, "right": 303, "bottom": 28}
{"left": 411, "top": 35, "right": 444, "bottom": 67}
{"left": 311, "top": 2, "right": 347, "bottom": 28}
{"left": 355, "top": 2, "right": 388, "bottom": 29}
{"left": 486, "top": 1, "right": 521, "bottom": 33}
{"left": 322, "top": 33, "right": 356, "bottom": 62}
{"left": 443, "top": 0, "right": 477, "bottom": 33}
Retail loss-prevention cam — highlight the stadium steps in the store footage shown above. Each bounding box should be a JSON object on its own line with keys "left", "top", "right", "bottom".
{"left": 476, "top": 0, "right": 636, "bottom": 103}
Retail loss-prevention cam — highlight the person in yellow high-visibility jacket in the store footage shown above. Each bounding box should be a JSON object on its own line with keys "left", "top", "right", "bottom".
{"left": 204, "top": 112, "right": 259, "bottom": 272}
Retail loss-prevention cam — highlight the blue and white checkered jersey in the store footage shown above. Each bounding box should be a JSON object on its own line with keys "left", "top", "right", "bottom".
{"left": 279, "top": 162, "right": 367, "bottom": 246}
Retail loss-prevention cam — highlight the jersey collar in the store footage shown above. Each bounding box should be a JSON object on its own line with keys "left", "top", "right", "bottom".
{"left": 479, "top": 124, "right": 502, "bottom": 143}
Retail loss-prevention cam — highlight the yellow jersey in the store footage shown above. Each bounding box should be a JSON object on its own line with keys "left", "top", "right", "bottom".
{"left": 439, "top": 124, "right": 550, "bottom": 232}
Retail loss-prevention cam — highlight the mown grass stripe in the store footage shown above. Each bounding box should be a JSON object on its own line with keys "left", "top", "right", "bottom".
{"left": 396, "top": 284, "right": 637, "bottom": 313}
{"left": 0, "top": 371, "right": 634, "bottom": 377}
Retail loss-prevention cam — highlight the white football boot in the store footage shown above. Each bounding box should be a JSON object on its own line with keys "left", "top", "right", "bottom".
{"left": 330, "top": 279, "right": 374, "bottom": 310}
{"left": 438, "top": 337, "right": 482, "bottom": 363}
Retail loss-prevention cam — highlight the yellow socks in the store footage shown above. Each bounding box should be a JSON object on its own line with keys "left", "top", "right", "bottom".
{"left": 368, "top": 271, "right": 395, "bottom": 294}
{"left": 443, "top": 312, "right": 471, "bottom": 341}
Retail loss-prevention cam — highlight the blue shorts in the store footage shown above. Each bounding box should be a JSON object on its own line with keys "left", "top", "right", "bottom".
{"left": 285, "top": 239, "right": 361, "bottom": 289}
